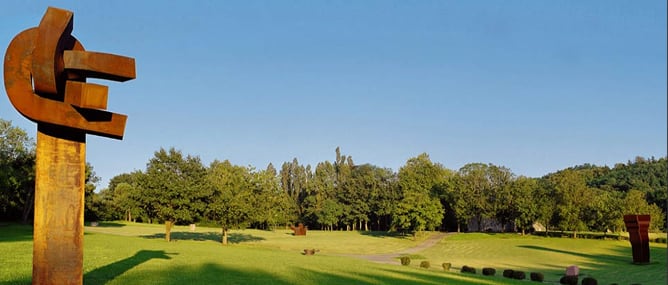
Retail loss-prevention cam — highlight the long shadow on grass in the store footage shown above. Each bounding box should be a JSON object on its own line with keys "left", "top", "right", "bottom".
{"left": 518, "top": 244, "right": 666, "bottom": 284}
{"left": 141, "top": 232, "right": 265, "bottom": 244}
{"left": 84, "top": 250, "right": 175, "bottom": 284}
{"left": 0, "top": 223, "right": 33, "bottom": 242}
{"left": 517, "top": 245, "right": 627, "bottom": 263}
{"left": 359, "top": 231, "right": 404, "bottom": 238}
{"left": 110, "top": 262, "right": 505, "bottom": 285}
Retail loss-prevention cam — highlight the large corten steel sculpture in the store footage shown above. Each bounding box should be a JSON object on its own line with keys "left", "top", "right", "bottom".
{"left": 4, "top": 7, "right": 135, "bottom": 284}
{"left": 623, "top": 214, "right": 651, "bottom": 264}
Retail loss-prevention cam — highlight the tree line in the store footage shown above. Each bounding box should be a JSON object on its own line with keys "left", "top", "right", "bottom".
{"left": 1, "top": 118, "right": 666, "bottom": 243}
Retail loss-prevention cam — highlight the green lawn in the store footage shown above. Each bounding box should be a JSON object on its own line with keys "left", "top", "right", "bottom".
{"left": 1, "top": 222, "right": 665, "bottom": 284}
{"left": 417, "top": 232, "right": 667, "bottom": 285}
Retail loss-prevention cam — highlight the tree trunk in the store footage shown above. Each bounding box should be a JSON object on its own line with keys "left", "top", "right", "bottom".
{"left": 364, "top": 221, "right": 368, "bottom": 231}
{"left": 573, "top": 231, "right": 577, "bottom": 239}
{"left": 21, "top": 188, "right": 34, "bottom": 224}
{"left": 222, "top": 227, "right": 228, "bottom": 245}
{"left": 521, "top": 228, "right": 526, "bottom": 235}
{"left": 165, "top": 220, "right": 173, "bottom": 242}
{"left": 457, "top": 224, "right": 461, "bottom": 233}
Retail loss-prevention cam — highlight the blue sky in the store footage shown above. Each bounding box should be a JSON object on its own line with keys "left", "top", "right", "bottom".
{"left": 2, "top": 1, "right": 666, "bottom": 187}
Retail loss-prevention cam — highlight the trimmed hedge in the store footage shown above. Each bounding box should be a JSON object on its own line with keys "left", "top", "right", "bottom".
{"left": 400, "top": 256, "right": 410, "bottom": 266}
{"left": 419, "top": 261, "right": 430, "bottom": 269}
{"left": 530, "top": 272, "right": 544, "bottom": 282}
{"left": 559, "top": 275, "right": 578, "bottom": 285}
{"left": 503, "top": 269, "right": 514, "bottom": 278}
{"left": 512, "top": 270, "right": 526, "bottom": 280}
{"left": 482, "top": 268, "right": 496, "bottom": 276}
{"left": 461, "top": 265, "right": 476, "bottom": 274}
{"left": 581, "top": 277, "right": 598, "bottom": 285}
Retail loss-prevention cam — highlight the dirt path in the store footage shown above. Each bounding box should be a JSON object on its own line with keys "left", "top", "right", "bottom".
{"left": 342, "top": 232, "right": 452, "bottom": 265}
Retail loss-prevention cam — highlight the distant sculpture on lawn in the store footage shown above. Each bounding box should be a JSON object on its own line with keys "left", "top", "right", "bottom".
{"left": 291, "top": 223, "right": 307, "bottom": 236}
{"left": 623, "top": 214, "right": 651, "bottom": 264}
{"left": 4, "top": 6, "right": 135, "bottom": 285}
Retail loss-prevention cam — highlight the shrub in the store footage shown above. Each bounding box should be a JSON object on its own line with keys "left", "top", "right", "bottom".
{"left": 512, "top": 271, "right": 526, "bottom": 280}
{"left": 419, "top": 261, "right": 430, "bottom": 269}
{"left": 400, "top": 256, "right": 410, "bottom": 266}
{"left": 482, "top": 268, "right": 496, "bottom": 276}
{"left": 581, "top": 277, "right": 597, "bottom": 285}
{"left": 559, "top": 275, "right": 578, "bottom": 285}
{"left": 530, "top": 272, "right": 544, "bottom": 282}
{"left": 442, "top": 262, "right": 451, "bottom": 271}
{"left": 503, "top": 269, "right": 514, "bottom": 278}
{"left": 461, "top": 265, "right": 476, "bottom": 274}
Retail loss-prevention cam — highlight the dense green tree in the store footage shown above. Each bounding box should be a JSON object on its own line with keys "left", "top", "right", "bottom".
{"left": 83, "top": 163, "right": 103, "bottom": 221}
{"left": 249, "top": 164, "right": 291, "bottom": 230}
{"left": 487, "top": 165, "right": 515, "bottom": 230}
{"left": 0, "top": 118, "right": 35, "bottom": 223}
{"left": 547, "top": 169, "right": 592, "bottom": 238}
{"left": 303, "top": 161, "right": 338, "bottom": 229}
{"left": 393, "top": 154, "right": 445, "bottom": 236}
{"left": 622, "top": 189, "right": 665, "bottom": 232}
{"left": 582, "top": 189, "right": 624, "bottom": 234}
{"left": 99, "top": 171, "right": 146, "bottom": 222}
{"left": 367, "top": 166, "right": 399, "bottom": 231}
{"left": 280, "top": 158, "right": 310, "bottom": 222}
{"left": 140, "top": 147, "right": 208, "bottom": 242}
{"left": 206, "top": 160, "right": 254, "bottom": 244}
{"left": 393, "top": 190, "right": 443, "bottom": 238}
{"left": 510, "top": 176, "right": 541, "bottom": 235}
{"left": 457, "top": 163, "right": 493, "bottom": 231}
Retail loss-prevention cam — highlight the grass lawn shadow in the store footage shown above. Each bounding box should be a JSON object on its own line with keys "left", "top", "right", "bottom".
{"left": 0, "top": 223, "right": 33, "bottom": 242}
{"left": 518, "top": 243, "right": 666, "bottom": 284}
{"left": 359, "top": 231, "right": 404, "bottom": 238}
{"left": 141, "top": 231, "right": 265, "bottom": 244}
{"left": 84, "top": 250, "right": 175, "bottom": 284}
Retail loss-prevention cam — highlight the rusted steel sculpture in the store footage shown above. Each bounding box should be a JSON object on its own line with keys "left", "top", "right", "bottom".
{"left": 4, "top": 7, "right": 135, "bottom": 285}
{"left": 623, "top": 214, "right": 651, "bottom": 264}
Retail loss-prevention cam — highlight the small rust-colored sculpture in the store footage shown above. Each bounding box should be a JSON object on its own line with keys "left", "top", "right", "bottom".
{"left": 290, "top": 223, "right": 307, "bottom": 236}
{"left": 4, "top": 7, "right": 135, "bottom": 285}
{"left": 623, "top": 214, "right": 651, "bottom": 264}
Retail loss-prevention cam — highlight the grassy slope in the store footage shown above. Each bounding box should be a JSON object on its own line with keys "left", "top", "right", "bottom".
{"left": 1, "top": 223, "right": 665, "bottom": 284}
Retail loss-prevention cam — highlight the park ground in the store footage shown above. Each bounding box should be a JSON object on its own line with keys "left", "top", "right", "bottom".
{"left": 0, "top": 222, "right": 666, "bottom": 284}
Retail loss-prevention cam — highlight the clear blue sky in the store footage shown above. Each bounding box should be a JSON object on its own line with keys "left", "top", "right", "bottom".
{"left": 2, "top": 1, "right": 666, "bottom": 187}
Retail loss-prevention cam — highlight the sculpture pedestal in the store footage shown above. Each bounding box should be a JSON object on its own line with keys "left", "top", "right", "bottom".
{"left": 33, "top": 125, "right": 86, "bottom": 285}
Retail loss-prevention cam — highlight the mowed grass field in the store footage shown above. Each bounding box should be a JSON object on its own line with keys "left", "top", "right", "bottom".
{"left": 0, "top": 222, "right": 665, "bottom": 285}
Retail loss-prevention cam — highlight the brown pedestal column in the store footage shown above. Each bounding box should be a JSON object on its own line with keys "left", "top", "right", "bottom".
{"left": 33, "top": 125, "right": 86, "bottom": 285}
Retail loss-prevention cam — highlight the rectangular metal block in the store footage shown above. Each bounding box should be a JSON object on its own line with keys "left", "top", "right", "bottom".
{"left": 64, "top": 81, "right": 108, "bottom": 109}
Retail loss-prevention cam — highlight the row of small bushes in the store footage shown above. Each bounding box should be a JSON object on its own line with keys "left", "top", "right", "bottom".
{"left": 463, "top": 267, "right": 545, "bottom": 282}
{"left": 400, "top": 257, "right": 600, "bottom": 285}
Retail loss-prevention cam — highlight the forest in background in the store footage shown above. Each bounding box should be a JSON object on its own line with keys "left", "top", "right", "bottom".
{"left": 2, "top": 118, "right": 666, "bottom": 240}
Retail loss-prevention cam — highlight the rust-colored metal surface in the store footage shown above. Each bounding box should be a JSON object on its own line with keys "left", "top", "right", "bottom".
{"left": 33, "top": 125, "right": 85, "bottom": 285}
{"left": 3, "top": 6, "right": 135, "bottom": 285}
{"left": 4, "top": 7, "right": 134, "bottom": 139}
{"left": 623, "top": 214, "right": 651, "bottom": 264}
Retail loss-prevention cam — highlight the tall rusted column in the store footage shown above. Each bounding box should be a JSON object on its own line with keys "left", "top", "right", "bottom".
{"left": 4, "top": 7, "right": 135, "bottom": 285}
{"left": 623, "top": 214, "right": 651, "bottom": 264}
{"left": 33, "top": 126, "right": 86, "bottom": 284}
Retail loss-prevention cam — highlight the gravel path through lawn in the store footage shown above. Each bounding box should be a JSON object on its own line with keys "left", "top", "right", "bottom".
{"left": 342, "top": 232, "right": 452, "bottom": 265}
